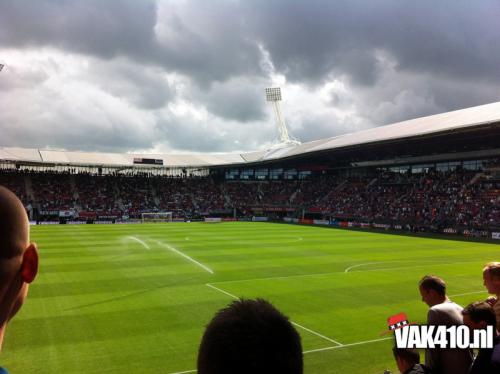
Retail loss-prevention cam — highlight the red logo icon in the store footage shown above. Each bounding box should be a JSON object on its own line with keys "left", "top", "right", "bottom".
{"left": 381, "top": 312, "right": 416, "bottom": 335}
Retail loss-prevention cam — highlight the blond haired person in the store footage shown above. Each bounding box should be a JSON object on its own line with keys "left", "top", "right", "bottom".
{"left": 483, "top": 262, "right": 500, "bottom": 331}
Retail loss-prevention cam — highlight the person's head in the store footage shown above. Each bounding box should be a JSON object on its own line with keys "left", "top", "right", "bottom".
{"left": 462, "top": 301, "right": 497, "bottom": 330}
{"left": 0, "top": 186, "right": 38, "bottom": 349}
{"left": 197, "top": 298, "right": 303, "bottom": 374}
{"left": 419, "top": 275, "right": 446, "bottom": 307}
{"left": 393, "top": 347, "right": 420, "bottom": 373}
{"left": 483, "top": 262, "right": 500, "bottom": 295}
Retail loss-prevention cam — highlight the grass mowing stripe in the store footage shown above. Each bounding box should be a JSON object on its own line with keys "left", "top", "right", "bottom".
{"left": 4, "top": 222, "right": 496, "bottom": 374}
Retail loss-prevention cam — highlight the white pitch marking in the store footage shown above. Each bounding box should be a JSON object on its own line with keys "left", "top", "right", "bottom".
{"left": 291, "top": 322, "right": 342, "bottom": 346}
{"left": 209, "top": 259, "right": 487, "bottom": 286}
{"left": 205, "top": 284, "right": 342, "bottom": 346}
{"left": 155, "top": 240, "right": 214, "bottom": 274}
{"left": 206, "top": 283, "right": 239, "bottom": 299}
{"left": 167, "top": 370, "right": 197, "bottom": 374}
{"left": 449, "top": 290, "right": 488, "bottom": 297}
{"left": 303, "top": 336, "right": 393, "bottom": 354}
{"left": 344, "top": 262, "right": 393, "bottom": 273}
{"left": 125, "top": 236, "right": 150, "bottom": 250}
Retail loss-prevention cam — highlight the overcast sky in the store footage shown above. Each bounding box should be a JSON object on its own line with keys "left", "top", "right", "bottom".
{"left": 0, "top": 0, "right": 499, "bottom": 154}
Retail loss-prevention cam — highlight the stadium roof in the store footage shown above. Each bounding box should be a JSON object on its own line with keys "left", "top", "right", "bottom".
{"left": 2, "top": 101, "right": 500, "bottom": 168}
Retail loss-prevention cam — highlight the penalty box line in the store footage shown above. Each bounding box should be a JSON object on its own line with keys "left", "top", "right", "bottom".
{"left": 205, "top": 283, "right": 343, "bottom": 346}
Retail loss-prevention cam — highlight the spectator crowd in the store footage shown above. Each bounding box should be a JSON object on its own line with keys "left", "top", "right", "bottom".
{"left": 0, "top": 166, "right": 498, "bottom": 231}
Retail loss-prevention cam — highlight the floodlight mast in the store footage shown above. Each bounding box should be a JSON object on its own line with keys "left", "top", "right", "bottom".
{"left": 265, "top": 87, "right": 300, "bottom": 146}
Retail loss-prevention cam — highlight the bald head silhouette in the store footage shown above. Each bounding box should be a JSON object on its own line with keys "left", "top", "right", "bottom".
{"left": 0, "top": 186, "right": 38, "bottom": 350}
{"left": 0, "top": 186, "right": 30, "bottom": 258}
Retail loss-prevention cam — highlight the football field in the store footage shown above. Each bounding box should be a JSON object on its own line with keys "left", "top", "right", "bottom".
{"left": 3, "top": 222, "right": 499, "bottom": 373}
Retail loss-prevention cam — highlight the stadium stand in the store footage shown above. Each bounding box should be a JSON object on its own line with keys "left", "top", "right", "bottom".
{"left": 0, "top": 166, "right": 498, "bottom": 235}
{"left": 0, "top": 102, "right": 499, "bottom": 238}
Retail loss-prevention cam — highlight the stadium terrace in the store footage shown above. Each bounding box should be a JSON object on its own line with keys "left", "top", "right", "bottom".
{"left": 0, "top": 101, "right": 499, "bottom": 239}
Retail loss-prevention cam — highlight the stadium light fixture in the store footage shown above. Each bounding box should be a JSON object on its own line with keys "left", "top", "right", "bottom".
{"left": 265, "top": 87, "right": 301, "bottom": 146}
{"left": 265, "top": 87, "right": 282, "bottom": 102}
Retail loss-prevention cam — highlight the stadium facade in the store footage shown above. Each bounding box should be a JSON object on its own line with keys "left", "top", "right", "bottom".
{"left": 1, "top": 101, "right": 499, "bottom": 239}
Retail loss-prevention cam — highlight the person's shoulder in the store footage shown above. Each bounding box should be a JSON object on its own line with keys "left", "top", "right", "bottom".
{"left": 431, "top": 301, "right": 463, "bottom": 313}
{"left": 428, "top": 301, "right": 463, "bottom": 324}
{"left": 0, "top": 367, "right": 9, "bottom": 374}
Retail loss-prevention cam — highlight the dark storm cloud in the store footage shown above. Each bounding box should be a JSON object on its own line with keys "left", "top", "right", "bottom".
{"left": 0, "top": 0, "right": 158, "bottom": 59}
{"left": 1, "top": 0, "right": 500, "bottom": 152}
{"left": 243, "top": 0, "right": 500, "bottom": 86}
{"left": 2, "top": 0, "right": 500, "bottom": 87}
{"left": 0, "top": 0, "right": 264, "bottom": 87}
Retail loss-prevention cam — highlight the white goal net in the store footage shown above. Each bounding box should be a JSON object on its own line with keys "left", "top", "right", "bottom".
{"left": 141, "top": 212, "right": 173, "bottom": 223}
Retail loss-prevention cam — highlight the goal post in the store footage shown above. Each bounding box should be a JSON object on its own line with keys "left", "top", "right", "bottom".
{"left": 141, "top": 212, "right": 173, "bottom": 223}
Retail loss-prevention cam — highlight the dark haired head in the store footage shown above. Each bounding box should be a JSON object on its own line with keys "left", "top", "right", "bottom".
{"left": 462, "top": 301, "right": 497, "bottom": 328}
{"left": 419, "top": 275, "right": 446, "bottom": 296}
{"left": 393, "top": 347, "right": 420, "bottom": 365}
{"left": 197, "top": 298, "right": 303, "bottom": 374}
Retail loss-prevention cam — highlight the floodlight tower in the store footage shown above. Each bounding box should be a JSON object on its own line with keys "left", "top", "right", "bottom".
{"left": 265, "top": 87, "right": 300, "bottom": 146}
{"left": 0, "top": 63, "right": 4, "bottom": 72}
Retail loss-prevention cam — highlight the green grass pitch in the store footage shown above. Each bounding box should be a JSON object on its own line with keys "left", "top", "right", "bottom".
{"left": 3, "top": 222, "right": 499, "bottom": 373}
